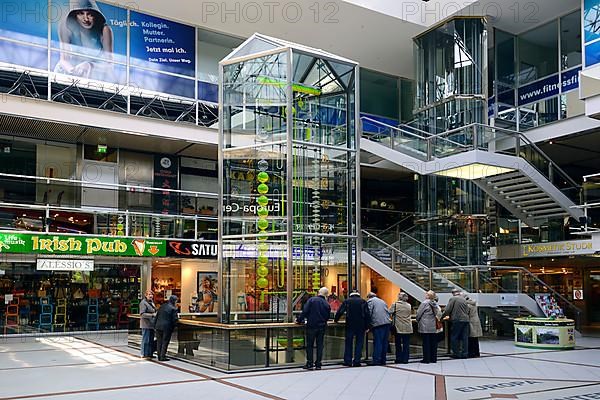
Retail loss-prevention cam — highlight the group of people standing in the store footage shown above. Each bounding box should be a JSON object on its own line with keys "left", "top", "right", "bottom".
{"left": 297, "top": 286, "right": 482, "bottom": 369}
{"left": 139, "top": 290, "right": 179, "bottom": 361}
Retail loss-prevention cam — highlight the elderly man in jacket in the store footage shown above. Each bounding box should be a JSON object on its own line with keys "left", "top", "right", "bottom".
{"left": 367, "top": 288, "right": 391, "bottom": 366}
{"left": 296, "top": 287, "right": 331, "bottom": 370}
{"left": 155, "top": 295, "right": 179, "bottom": 361}
{"left": 442, "top": 288, "right": 470, "bottom": 359}
{"left": 139, "top": 290, "right": 156, "bottom": 359}
{"left": 334, "top": 289, "right": 368, "bottom": 367}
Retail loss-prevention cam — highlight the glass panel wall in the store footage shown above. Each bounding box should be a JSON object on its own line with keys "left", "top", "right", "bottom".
{"left": 518, "top": 21, "right": 559, "bottom": 85}
{"left": 490, "top": 11, "right": 583, "bottom": 130}
{"left": 413, "top": 17, "right": 487, "bottom": 227}
{"left": 414, "top": 17, "right": 487, "bottom": 133}
{"left": 220, "top": 36, "right": 358, "bottom": 324}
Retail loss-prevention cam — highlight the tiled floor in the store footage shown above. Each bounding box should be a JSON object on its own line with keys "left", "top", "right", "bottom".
{"left": 1, "top": 333, "right": 600, "bottom": 400}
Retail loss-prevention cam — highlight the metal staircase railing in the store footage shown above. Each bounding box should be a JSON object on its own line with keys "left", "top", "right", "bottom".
{"left": 362, "top": 230, "right": 459, "bottom": 293}
{"left": 360, "top": 117, "right": 583, "bottom": 205}
{"left": 362, "top": 227, "right": 584, "bottom": 331}
{"left": 429, "top": 265, "right": 583, "bottom": 331}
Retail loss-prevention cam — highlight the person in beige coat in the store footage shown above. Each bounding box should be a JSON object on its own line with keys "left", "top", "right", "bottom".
{"left": 389, "top": 292, "right": 413, "bottom": 364}
{"left": 466, "top": 296, "right": 483, "bottom": 358}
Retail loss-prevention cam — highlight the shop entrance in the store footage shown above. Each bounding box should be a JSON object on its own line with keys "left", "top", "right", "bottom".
{"left": 587, "top": 270, "right": 600, "bottom": 324}
{"left": 151, "top": 259, "right": 218, "bottom": 315}
{"left": 0, "top": 260, "right": 141, "bottom": 333}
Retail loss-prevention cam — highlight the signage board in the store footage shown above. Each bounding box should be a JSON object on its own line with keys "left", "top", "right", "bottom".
{"left": 521, "top": 241, "right": 594, "bottom": 258}
{"left": 0, "top": 233, "right": 166, "bottom": 257}
{"left": 37, "top": 259, "right": 94, "bottom": 271}
{"left": 493, "top": 240, "right": 596, "bottom": 259}
{"left": 153, "top": 154, "right": 179, "bottom": 215}
{"left": 167, "top": 241, "right": 218, "bottom": 259}
{"left": 573, "top": 289, "right": 584, "bottom": 300}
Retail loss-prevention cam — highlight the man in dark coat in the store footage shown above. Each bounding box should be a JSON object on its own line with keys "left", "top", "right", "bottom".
{"left": 154, "top": 295, "right": 179, "bottom": 361}
{"left": 296, "top": 287, "right": 331, "bottom": 370}
{"left": 334, "top": 289, "right": 368, "bottom": 367}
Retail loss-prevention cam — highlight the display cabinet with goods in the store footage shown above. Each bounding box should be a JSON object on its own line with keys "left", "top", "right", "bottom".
{"left": 535, "top": 293, "right": 564, "bottom": 317}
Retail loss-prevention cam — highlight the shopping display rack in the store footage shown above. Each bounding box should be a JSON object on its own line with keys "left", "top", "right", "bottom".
{"left": 4, "top": 297, "right": 19, "bottom": 334}
{"left": 53, "top": 298, "right": 67, "bottom": 332}
{"left": 38, "top": 297, "right": 53, "bottom": 332}
{"left": 86, "top": 298, "right": 99, "bottom": 331}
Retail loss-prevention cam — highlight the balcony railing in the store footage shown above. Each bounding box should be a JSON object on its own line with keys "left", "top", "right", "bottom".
{"left": 0, "top": 172, "right": 217, "bottom": 240}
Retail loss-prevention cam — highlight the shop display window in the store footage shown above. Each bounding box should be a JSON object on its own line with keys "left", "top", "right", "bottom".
{"left": 0, "top": 262, "right": 140, "bottom": 333}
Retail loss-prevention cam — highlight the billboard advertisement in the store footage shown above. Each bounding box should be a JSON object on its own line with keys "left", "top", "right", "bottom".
{"left": 585, "top": 0, "right": 600, "bottom": 67}
{"left": 0, "top": 0, "right": 48, "bottom": 45}
{"left": 0, "top": 0, "right": 197, "bottom": 98}
{"left": 129, "top": 10, "right": 196, "bottom": 77}
{"left": 50, "top": 0, "right": 128, "bottom": 84}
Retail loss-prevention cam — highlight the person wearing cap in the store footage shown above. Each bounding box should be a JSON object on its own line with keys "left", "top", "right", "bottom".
{"left": 366, "top": 288, "right": 391, "bottom": 366}
{"left": 442, "top": 288, "right": 470, "bottom": 359}
{"left": 139, "top": 290, "right": 156, "bottom": 359}
{"left": 296, "top": 287, "right": 331, "bottom": 370}
{"left": 154, "top": 295, "right": 179, "bottom": 361}
{"left": 334, "top": 289, "right": 369, "bottom": 367}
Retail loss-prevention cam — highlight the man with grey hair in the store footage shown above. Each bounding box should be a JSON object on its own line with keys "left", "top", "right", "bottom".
{"left": 367, "top": 287, "right": 391, "bottom": 365}
{"left": 442, "top": 288, "right": 470, "bottom": 359}
{"left": 296, "top": 287, "right": 331, "bottom": 370}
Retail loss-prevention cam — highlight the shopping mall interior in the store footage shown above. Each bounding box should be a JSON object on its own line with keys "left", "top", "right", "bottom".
{"left": 2, "top": 0, "right": 600, "bottom": 398}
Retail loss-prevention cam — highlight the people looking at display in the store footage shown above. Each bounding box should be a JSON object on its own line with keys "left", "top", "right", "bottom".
{"left": 143, "top": 285, "right": 484, "bottom": 368}
{"left": 296, "top": 287, "right": 331, "bottom": 370}
{"left": 442, "top": 288, "right": 471, "bottom": 359}
{"left": 334, "top": 289, "right": 369, "bottom": 367}
{"left": 416, "top": 290, "right": 442, "bottom": 364}
{"left": 139, "top": 290, "right": 156, "bottom": 360}
{"left": 465, "top": 295, "right": 483, "bottom": 358}
{"left": 366, "top": 288, "right": 391, "bottom": 366}
{"left": 154, "top": 295, "right": 179, "bottom": 361}
{"left": 389, "top": 292, "right": 413, "bottom": 364}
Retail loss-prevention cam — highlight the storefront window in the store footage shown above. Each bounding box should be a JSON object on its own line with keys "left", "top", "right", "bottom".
{"left": 0, "top": 262, "right": 140, "bottom": 333}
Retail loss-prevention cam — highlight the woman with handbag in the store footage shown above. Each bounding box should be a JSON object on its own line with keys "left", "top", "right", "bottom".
{"left": 389, "top": 292, "right": 413, "bottom": 364}
{"left": 416, "top": 290, "right": 442, "bottom": 364}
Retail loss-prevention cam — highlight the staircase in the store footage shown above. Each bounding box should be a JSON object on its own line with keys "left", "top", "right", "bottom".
{"left": 361, "top": 229, "right": 584, "bottom": 332}
{"left": 360, "top": 118, "right": 584, "bottom": 227}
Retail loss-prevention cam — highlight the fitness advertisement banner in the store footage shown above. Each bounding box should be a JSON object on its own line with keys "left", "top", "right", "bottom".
{"left": 0, "top": 233, "right": 166, "bottom": 257}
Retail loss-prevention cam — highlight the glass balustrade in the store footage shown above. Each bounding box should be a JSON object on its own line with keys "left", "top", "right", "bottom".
{"left": 0, "top": 173, "right": 217, "bottom": 239}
